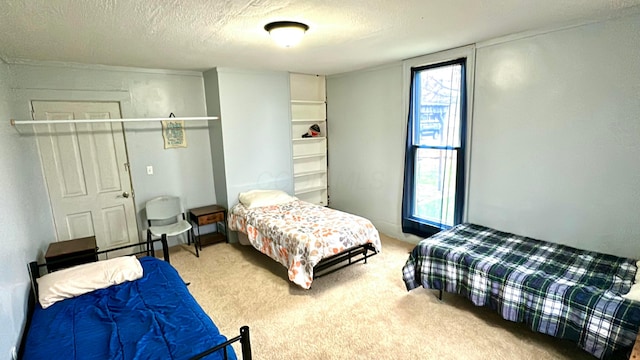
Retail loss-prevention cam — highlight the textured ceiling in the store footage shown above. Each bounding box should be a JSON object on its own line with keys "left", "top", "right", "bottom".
{"left": 0, "top": 0, "right": 639, "bottom": 75}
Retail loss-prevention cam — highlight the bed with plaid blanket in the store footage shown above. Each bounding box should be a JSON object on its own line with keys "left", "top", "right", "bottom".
{"left": 402, "top": 223, "right": 640, "bottom": 359}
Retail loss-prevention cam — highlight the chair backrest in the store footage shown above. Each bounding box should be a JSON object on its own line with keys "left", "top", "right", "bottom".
{"left": 146, "top": 196, "right": 182, "bottom": 221}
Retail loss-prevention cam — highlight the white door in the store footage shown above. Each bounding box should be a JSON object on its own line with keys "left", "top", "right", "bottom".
{"left": 33, "top": 101, "right": 139, "bottom": 251}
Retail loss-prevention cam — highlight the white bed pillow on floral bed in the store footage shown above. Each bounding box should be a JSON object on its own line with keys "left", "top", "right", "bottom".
{"left": 239, "top": 189, "right": 296, "bottom": 209}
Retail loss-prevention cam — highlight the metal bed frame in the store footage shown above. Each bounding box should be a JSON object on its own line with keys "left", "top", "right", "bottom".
{"left": 237, "top": 228, "right": 379, "bottom": 286}
{"left": 21, "top": 237, "right": 252, "bottom": 360}
{"left": 313, "top": 242, "right": 378, "bottom": 279}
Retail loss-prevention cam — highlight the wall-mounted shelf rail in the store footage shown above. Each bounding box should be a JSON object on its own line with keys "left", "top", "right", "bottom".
{"left": 10, "top": 116, "right": 219, "bottom": 126}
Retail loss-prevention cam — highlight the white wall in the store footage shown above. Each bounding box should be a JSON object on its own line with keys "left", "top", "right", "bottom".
{"left": 468, "top": 14, "right": 640, "bottom": 258}
{"left": 217, "top": 68, "right": 293, "bottom": 202}
{"left": 7, "top": 62, "right": 216, "bottom": 244}
{"left": 0, "top": 62, "right": 54, "bottom": 359}
{"left": 326, "top": 63, "right": 419, "bottom": 242}
{"left": 204, "top": 68, "right": 293, "bottom": 242}
{"left": 203, "top": 69, "right": 228, "bottom": 208}
{"left": 327, "top": 13, "right": 640, "bottom": 257}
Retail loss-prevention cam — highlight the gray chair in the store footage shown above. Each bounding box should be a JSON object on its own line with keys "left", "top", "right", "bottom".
{"left": 146, "top": 196, "right": 193, "bottom": 259}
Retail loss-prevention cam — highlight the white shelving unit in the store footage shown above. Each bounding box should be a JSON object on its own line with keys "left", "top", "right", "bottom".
{"left": 290, "top": 73, "right": 328, "bottom": 206}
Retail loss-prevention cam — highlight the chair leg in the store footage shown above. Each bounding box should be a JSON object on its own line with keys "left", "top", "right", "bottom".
{"left": 161, "top": 234, "right": 170, "bottom": 262}
{"left": 192, "top": 228, "right": 199, "bottom": 258}
{"left": 146, "top": 230, "right": 151, "bottom": 256}
{"left": 150, "top": 234, "right": 155, "bottom": 256}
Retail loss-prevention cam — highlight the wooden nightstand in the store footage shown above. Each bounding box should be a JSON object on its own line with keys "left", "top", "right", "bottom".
{"left": 188, "top": 205, "right": 227, "bottom": 257}
{"left": 45, "top": 236, "right": 98, "bottom": 272}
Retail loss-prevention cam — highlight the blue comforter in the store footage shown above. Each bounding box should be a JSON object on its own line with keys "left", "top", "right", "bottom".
{"left": 24, "top": 257, "right": 236, "bottom": 360}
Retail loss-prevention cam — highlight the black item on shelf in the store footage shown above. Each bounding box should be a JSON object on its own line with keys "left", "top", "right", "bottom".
{"left": 301, "top": 123, "right": 321, "bottom": 138}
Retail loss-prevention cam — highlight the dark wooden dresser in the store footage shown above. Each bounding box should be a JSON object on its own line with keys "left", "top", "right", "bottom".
{"left": 45, "top": 236, "right": 98, "bottom": 271}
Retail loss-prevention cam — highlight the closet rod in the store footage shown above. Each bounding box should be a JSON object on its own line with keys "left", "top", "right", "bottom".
{"left": 10, "top": 116, "right": 219, "bottom": 126}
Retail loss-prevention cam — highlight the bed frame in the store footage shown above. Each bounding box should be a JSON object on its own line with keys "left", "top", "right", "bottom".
{"left": 313, "top": 243, "right": 378, "bottom": 279}
{"left": 403, "top": 223, "right": 640, "bottom": 359}
{"left": 238, "top": 231, "right": 379, "bottom": 283}
{"left": 21, "top": 237, "right": 252, "bottom": 360}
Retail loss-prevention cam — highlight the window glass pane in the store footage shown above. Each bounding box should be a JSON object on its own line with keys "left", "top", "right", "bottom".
{"left": 413, "top": 64, "right": 462, "bottom": 148}
{"left": 412, "top": 148, "right": 457, "bottom": 226}
{"left": 402, "top": 57, "right": 467, "bottom": 237}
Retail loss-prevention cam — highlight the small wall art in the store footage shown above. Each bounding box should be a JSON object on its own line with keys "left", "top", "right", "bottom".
{"left": 162, "top": 113, "right": 187, "bottom": 149}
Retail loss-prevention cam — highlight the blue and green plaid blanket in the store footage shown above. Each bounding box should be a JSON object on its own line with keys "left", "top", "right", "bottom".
{"left": 402, "top": 223, "right": 640, "bottom": 359}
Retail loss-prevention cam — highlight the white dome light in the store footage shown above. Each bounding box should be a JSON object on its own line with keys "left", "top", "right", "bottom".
{"left": 264, "top": 21, "right": 309, "bottom": 48}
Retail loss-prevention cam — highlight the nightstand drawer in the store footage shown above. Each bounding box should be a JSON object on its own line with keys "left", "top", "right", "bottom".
{"left": 198, "top": 212, "right": 224, "bottom": 225}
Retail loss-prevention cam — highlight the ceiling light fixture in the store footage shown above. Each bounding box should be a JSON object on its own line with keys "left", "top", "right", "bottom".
{"left": 264, "top": 21, "right": 309, "bottom": 48}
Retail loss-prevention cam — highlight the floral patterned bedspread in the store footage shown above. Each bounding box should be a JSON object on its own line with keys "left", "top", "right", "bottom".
{"left": 228, "top": 200, "right": 382, "bottom": 289}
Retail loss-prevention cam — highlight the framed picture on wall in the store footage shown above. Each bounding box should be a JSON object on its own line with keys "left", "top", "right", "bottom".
{"left": 162, "top": 115, "right": 187, "bottom": 149}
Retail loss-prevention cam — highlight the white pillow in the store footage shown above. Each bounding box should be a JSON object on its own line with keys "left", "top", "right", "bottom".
{"left": 636, "top": 260, "right": 640, "bottom": 283}
{"left": 37, "top": 255, "right": 143, "bottom": 309}
{"left": 239, "top": 189, "right": 296, "bottom": 209}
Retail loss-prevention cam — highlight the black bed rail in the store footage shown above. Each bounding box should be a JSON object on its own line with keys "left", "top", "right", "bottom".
{"left": 314, "top": 243, "right": 378, "bottom": 279}
{"left": 21, "top": 238, "right": 253, "bottom": 360}
{"left": 189, "top": 326, "right": 252, "bottom": 360}
{"left": 21, "top": 237, "right": 171, "bottom": 360}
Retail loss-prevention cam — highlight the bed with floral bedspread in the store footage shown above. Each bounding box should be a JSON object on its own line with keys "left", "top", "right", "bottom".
{"left": 229, "top": 200, "right": 382, "bottom": 289}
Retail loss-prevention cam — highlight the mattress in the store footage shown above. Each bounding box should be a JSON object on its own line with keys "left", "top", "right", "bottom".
{"left": 24, "top": 256, "right": 236, "bottom": 360}
{"left": 402, "top": 223, "right": 640, "bottom": 359}
{"left": 229, "top": 200, "right": 382, "bottom": 289}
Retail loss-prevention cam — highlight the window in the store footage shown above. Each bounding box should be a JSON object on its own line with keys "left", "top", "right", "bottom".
{"left": 402, "top": 57, "right": 468, "bottom": 237}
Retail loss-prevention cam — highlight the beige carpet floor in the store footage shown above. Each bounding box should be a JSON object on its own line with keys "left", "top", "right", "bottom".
{"left": 167, "top": 234, "right": 593, "bottom": 359}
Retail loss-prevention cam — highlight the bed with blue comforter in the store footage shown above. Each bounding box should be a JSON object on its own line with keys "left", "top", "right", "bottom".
{"left": 402, "top": 223, "right": 640, "bottom": 359}
{"left": 24, "top": 256, "right": 237, "bottom": 360}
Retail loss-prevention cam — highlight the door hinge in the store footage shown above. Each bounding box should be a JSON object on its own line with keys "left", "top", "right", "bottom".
{"left": 124, "top": 162, "right": 130, "bottom": 172}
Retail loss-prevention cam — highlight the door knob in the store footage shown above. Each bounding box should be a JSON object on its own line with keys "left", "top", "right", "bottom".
{"left": 121, "top": 192, "right": 130, "bottom": 198}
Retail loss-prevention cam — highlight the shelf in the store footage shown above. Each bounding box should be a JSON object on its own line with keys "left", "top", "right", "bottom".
{"left": 292, "top": 118, "right": 326, "bottom": 122}
{"left": 293, "top": 153, "right": 326, "bottom": 160}
{"left": 291, "top": 73, "right": 328, "bottom": 208}
{"left": 291, "top": 100, "right": 325, "bottom": 104}
{"left": 199, "top": 232, "right": 226, "bottom": 246}
{"left": 292, "top": 136, "right": 326, "bottom": 142}
{"left": 294, "top": 170, "right": 327, "bottom": 178}
{"left": 295, "top": 185, "right": 327, "bottom": 195}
